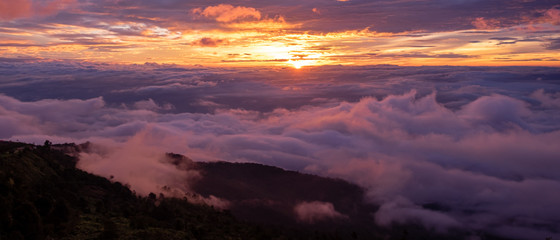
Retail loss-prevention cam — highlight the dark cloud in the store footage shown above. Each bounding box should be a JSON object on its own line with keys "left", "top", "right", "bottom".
{"left": 286, "top": 0, "right": 560, "bottom": 32}
{"left": 496, "top": 41, "right": 517, "bottom": 45}
{"left": 490, "top": 37, "right": 518, "bottom": 41}
{"left": 0, "top": 57, "right": 40, "bottom": 62}
{"left": 496, "top": 57, "right": 559, "bottom": 62}
{"left": 0, "top": 43, "right": 44, "bottom": 47}
{"left": 545, "top": 38, "right": 560, "bottom": 50}
{"left": 192, "top": 37, "right": 228, "bottom": 47}
{"left": 378, "top": 52, "right": 474, "bottom": 58}
{"left": 517, "top": 38, "right": 544, "bottom": 42}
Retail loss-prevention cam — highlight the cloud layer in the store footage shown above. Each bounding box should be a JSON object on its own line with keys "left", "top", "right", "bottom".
{"left": 1, "top": 62, "right": 560, "bottom": 239}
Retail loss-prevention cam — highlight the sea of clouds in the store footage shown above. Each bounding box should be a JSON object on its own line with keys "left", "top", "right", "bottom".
{"left": 1, "top": 61, "right": 560, "bottom": 239}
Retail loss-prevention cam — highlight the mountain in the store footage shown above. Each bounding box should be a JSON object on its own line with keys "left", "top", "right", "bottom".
{"left": 1, "top": 141, "right": 500, "bottom": 240}
{"left": 191, "top": 161, "right": 378, "bottom": 234}
{"left": 0, "top": 141, "right": 317, "bottom": 240}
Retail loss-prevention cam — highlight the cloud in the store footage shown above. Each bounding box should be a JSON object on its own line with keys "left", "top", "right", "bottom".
{"left": 379, "top": 52, "right": 473, "bottom": 59}
{"left": 0, "top": 0, "right": 74, "bottom": 20}
{"left": 186, "top": 194, "right": 230, "bottom": 209}
{"left": 471, "top": 17, "right": 500, "bottom": 30}
{"left": 78, "top": 129, "right": 201, "bottom": 196}
{"left": 191, "top": 37, "right": 227, "bottom": 47}
{"left": 0, "top": 57, "right": 40, "bottom": 62}
{"left": 531, "top": 89, "right": 560, "bottom": 108}
{"left": 0, "top": 95, "right": 107, "bottom": 137}
{"left": 0, "top": 0, "right": 31, "bottom": 19}
{"left": 458, "top": 94, "right": 532, "bottom": 131}
{"left": 0, "top": 103, "right": 42, "bottom": 138}
{"left": 375, "top": 196, "right": 460, "bottom": 232}
{"left": 224, "top": 16, "right": 298, "bottom": 30}
{"left": 294, "top": 201, "right": 347, "bottom": 223}
{"left": 544, "top": 38, "right": 560, "bottom": 50}
{"left": 544, "top": 6, "right": 560, "bottom": 25}
{"left": 192, "top": 4, "right": 261, "bottom": 23}
{"left": 133, "top": 98, "right": 174, "bottom": 111}
{"left": 190, "top": 5, "right": 295, "bottom": 30}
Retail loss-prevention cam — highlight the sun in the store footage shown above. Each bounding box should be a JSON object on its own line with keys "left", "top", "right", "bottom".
{"left": 288, "top": 59, "right": 320, "bottom": 69}
{"left": 289, "top": 60, "right": 305, "bottom": 69}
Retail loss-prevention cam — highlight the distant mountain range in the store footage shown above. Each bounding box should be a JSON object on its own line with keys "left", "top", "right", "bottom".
{"left": 0, "top": 141, "right": 509, "bottom": 239}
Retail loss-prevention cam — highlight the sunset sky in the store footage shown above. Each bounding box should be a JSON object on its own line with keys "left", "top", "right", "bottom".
{"left": 1, "top": 0, "right": 559, "bottom": 67}
{"left": 2, "top": 1, "right": 560, "bottom": 239}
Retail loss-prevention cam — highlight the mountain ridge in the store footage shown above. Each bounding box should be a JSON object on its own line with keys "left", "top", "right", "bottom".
{"left": 1, "top": 140, "right": 509, "bottom": 239}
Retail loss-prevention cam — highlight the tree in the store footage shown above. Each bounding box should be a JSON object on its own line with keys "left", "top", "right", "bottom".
{"left": 43, "top": 140, "right": 52, "bottom": 149}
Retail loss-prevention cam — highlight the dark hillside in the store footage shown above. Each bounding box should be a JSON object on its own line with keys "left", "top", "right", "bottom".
{"left": 0, "top": 141, "right": 321, "bottom": 240}
{"left": 193, "top": 161, "right": 376, "bottom": 226}
{"left": 191, "top": 161, "right": 382, "bottom": 238}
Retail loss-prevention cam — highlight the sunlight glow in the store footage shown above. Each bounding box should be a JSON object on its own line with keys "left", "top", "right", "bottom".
{"left": 289, "top": 60, "right": 304, "bottom": 69}
{"left": 288, "top": 59, "right": 318, "bottom": 69}
{"left": 0, "top": 4, "right": 558, "bottom": 67}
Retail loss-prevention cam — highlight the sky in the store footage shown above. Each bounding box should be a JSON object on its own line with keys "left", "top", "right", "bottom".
{"left": 0, "top": 0, "right": 559, "bottom": 67}
{"left": 2, "top": 1, "right": 560, "bottom": 240}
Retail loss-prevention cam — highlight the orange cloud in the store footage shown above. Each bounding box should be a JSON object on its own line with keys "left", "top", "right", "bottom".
{"left": 225, "top": 16, "right": 299, "bottom": 30}
{"left": 0, "top": 0, "right": 74, "bottom": 20}
{"left": 471, "top": 17, "right": 500, "bottom": 30}
{"left": 192, "top": 4, "right": 261, "bottom": 22}
{"left": 0, "top": 0, "right": 32, "bottom": 19}
{"left": 36, "top": 0, "right": 74, "bottom": 16}
{"left": 545, "top": 7, "right": 560, "bottom": 25}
